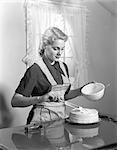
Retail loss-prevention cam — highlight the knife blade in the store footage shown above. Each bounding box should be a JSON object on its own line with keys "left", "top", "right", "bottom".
{"left": 65, "top": 101, "right": 79, "bottom": 108}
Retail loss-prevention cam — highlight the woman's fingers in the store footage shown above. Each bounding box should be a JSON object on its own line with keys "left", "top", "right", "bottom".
{"left": 48, "top": 92, "right": 58, "bottom": 102}
{"left": 42, "top": 91, "right": 62, "bottom": 102}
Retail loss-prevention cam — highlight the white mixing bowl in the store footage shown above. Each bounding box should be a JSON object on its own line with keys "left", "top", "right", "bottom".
{"left": 81, "top": 82, "right": 105, "bottom": 101}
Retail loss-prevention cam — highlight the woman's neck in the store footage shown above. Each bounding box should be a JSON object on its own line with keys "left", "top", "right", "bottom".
{"left": 43, "top": 54, "right": 55, "bottom": 65}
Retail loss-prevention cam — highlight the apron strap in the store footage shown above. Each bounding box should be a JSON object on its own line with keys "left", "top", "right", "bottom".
{"left": 35, "top": 57, "right": 70, "bottom": 85}
{"left": 35, "top": 58, "right": 57, "bottom": 85}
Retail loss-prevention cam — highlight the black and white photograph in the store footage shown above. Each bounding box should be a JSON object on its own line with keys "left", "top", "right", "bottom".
{"left": 0, "top": 0, "right": 117, "bottom": 149}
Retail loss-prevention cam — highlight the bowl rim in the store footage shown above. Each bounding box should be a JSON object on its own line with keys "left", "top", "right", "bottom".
{"left": 81, "top": 82, "right": 105, "bottom": 96}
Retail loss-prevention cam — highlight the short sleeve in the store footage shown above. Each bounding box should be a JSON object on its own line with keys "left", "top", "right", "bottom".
{"left": 15, "top": 65, "right": 37, "bottom": 97}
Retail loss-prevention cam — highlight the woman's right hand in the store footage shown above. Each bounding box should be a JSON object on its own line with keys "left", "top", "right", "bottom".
{"left": 36, "top": 91, "right": 58, "bottom": 103}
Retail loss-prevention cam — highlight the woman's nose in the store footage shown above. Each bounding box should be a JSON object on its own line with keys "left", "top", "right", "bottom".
{"left": 57, "top": 51, "right": 61, "bottom": 56}
{"left": 57, "top": 49, "right": 62, "bottom": 55}
{"left": 57, "top": 50, "right": 60, "bottom": 54}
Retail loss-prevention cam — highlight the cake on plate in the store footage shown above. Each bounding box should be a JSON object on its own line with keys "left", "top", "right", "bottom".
{"left": 69, "top": 107, "right": 99, "bottom": 124}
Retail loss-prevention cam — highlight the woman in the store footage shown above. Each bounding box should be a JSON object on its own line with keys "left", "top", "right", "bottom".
{"left": 11, "top": 27, "right": 82, "bottom": 124}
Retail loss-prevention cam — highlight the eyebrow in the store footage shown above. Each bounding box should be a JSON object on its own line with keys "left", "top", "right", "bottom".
{"left": 55, "top": 46, "right": 65, "bottom": 50}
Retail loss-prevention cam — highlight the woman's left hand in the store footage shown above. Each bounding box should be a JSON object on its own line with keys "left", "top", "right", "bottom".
{"left": 80, "top": 81, "right": 95, "bottom": 95}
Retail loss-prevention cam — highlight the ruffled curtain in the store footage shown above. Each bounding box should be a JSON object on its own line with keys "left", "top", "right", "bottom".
{"left": 23, "top": 0, "right": 89, "bottom": 88}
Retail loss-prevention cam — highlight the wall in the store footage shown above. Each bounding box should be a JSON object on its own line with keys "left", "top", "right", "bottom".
{"left": 70, "top": 0, "right": 117, "bottom": 116}
{"left": 82, "top": 0, "right": 117, "bottom": 115}
{"left": 0, "top": 0, "right": 32, "bottom": 126}
{"left": 0, "top": 0, "right": 117, "bottom": 127}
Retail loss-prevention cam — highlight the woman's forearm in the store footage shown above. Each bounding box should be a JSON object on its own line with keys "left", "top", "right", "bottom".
{"left": 64, "top": 88, "right": 82, "bottom": 100}
{"left": 11, "top": 93, "right": 38, "bottom": 107}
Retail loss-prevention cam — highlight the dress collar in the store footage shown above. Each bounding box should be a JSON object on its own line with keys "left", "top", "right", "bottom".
{"left": 43, "top": 55, "right": 65, "bottom": 76}
{"left": 50, "top": 61, "right": 55, "bottom": 65}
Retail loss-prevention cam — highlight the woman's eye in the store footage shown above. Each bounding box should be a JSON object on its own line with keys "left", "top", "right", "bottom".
{"left": 61, "top": 48, "right": 64, "bottom": 51}
{"left": 52, "top": 47, "right": 58, "bottom": 51}
{"left": 52, "top": 47, "right": 64, "bottom": 51}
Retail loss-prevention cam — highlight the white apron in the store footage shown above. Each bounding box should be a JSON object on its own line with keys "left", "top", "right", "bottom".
{"left": 31, "top": 58, "right": 70, "bottom": 123}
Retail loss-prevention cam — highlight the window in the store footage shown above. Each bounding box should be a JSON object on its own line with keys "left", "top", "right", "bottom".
{"left": 23, "top": 0, "right": 88, "bottom": 88}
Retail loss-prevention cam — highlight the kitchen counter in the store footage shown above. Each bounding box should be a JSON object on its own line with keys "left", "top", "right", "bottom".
{"left": 0, "top": 115, "right": 117, "bottom": 150}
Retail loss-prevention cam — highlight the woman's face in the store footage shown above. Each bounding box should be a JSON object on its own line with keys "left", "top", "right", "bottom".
{"left": 45, "top": 39, "right": 65, "bottom": 62}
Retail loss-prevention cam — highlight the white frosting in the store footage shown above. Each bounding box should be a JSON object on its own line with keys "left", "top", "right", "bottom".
{"left": 69, "top": 107, "right": 99, "bottom": 124}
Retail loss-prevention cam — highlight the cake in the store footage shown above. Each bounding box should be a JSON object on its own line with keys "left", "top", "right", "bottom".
{"left": 69, "top": 107, "right": 99, "bottom": 124}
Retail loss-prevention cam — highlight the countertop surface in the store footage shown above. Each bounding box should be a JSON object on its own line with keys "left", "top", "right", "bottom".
{"left": 0, "top": 114, "right": 117, "bottom": 150}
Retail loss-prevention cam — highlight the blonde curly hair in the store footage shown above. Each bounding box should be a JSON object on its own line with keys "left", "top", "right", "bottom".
{"left": 39, "top": 27, "right": 68, "bottom": 56}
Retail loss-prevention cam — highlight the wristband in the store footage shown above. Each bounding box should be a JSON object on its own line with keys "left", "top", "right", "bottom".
{"left": 37, "top": 96, "right": 43, "bottom": 103}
